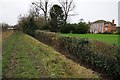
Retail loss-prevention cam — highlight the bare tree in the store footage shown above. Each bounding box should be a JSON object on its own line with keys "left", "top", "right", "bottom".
{"left": 80, "top": 19, "right": 84, "bottom": 23}
{"left": 59, "top": 0, "right": 75, "bottom": 25}
{"left": 32, "top": 0, "right": 49, "bottom": 23}
{"left": 28, "top": 6, "right": 39, "bottom": 18}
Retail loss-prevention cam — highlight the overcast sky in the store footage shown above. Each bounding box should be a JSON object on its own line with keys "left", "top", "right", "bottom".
{"left": 0, "top": 0, "right": 119, "bottom": 26}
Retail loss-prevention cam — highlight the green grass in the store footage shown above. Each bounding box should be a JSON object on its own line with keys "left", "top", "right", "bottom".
{"left": 60, "top": 33, "right": 119, "bottom": 46}
{"left": 2, "top": 31, "right": 100, "bottom": 78}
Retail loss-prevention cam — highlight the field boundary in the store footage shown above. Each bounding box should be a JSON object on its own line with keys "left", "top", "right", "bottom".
{"left": 34, "top": 30, "right": 120, "bottom": 79}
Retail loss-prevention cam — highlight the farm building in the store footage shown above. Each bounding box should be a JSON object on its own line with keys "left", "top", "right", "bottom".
{"left": 89, "top": 20, "right": 116, "bottom": 33}
{"left": 8, "top": 27, "right": 14, "bottom": 30}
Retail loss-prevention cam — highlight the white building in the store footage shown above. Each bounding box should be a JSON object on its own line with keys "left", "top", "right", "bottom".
{"left": 90, "top": 20, "right": 116, "bottom": 33}
{"left": 8, "top": 27, "right": 14, "bottom": 30}
{"left": 90, "top": 22, "right": 104, "bottom": 33}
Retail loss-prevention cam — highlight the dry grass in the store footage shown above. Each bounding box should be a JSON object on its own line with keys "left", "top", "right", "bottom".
{"left": 2, "top": 30, "right": 14, "bottom": 40}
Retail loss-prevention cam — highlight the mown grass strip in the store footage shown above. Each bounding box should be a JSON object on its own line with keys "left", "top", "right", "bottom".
{"left": 3, "top": 32, "right": 40, "bottom": 78}
{"left": 2, "top": 32, "right": 18, "bottom": 77}
{"left": 2, "top": 31, "right": 100, "bottom": 78}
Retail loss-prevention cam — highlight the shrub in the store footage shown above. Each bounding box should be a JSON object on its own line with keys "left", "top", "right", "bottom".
{"left": 102, "top": 31, "right": 112, "bottom": 34}
{"left": 72, "top": 22, "right": 89, "bottom": 34}
{"left": 18, "top": 15, "right": 39, "bottom": 37}
{"left": 2, "top": 23, "right": 9, "bottom": 31}
{"left": 116, "top": 28, "right": 120, "bottom": 34}
{"left": 42, "top": 24, "right": 49, "bottom": 30}
{"left": 35, "top": 30, "right": 120, "bottom": 79}
{"left": 60, "top": 23, "right": 75, "bottom": 33}
{"left": 35, "top": 30, "right": 56, "bottom": 46}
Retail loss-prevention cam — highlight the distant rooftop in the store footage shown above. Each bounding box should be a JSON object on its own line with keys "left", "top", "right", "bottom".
{"left": 8, "top": 27, "right": 14, "bottom": 30}
{"left": 94, "top": 20, "right": 106, "bottom": 23}
{"left": 91, "top": 20, "right": 115, "bottom": 25}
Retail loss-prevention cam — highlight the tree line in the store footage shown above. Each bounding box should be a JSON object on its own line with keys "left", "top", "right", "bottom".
{"left": 17, "top": 0, "right": 90, "bottom": 36}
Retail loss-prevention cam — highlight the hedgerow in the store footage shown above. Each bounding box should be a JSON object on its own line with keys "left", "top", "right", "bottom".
{"left": 35, "top": 30, "right": 120, "bottom": 79}
{"left": 35, "top": 30, "right": 57, "bottom": 46}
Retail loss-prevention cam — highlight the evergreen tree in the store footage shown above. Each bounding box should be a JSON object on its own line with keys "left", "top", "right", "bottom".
{"left": 49, "top": 4, "right": 64, "bottom": 32}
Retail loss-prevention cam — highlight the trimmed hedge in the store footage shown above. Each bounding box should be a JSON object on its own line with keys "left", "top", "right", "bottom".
{"left": 35, "top": 30, "right": 120, "bottom": 79}
{"left": 35, "top": 30, "right": 57, "bottom": 46}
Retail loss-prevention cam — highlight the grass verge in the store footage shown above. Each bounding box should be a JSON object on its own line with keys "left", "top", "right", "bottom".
{"left": 2, "top": 31, "right": 100, "bottom": 78}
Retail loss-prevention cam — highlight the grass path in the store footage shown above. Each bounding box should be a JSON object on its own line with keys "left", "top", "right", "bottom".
{"left": 2, "top": 31, "right": 100, "bottom": 78}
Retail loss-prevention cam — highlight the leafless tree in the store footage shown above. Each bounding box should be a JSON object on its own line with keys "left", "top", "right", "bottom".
{"left": 28, "top": 6, "right": 39, "bottom": 18}
{"left": 32, "top": 0, "right": 49, "bottom": 23}
{"left": 59, "top": 0, "right": 75, "bottom": 25}
{"left": 80, "top": 19, "right": 84, "bottom": 23}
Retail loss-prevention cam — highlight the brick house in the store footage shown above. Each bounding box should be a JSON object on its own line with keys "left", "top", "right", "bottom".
{"left": 89, "top": 20, "right": 116, "bottom": 33}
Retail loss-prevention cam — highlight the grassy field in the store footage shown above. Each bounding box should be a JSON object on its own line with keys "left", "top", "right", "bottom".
{"left": 2, "top": 31, "right": 100, "bottom": 78}
{"left": 60, "top": 33, "right": 119, "bottom": 46}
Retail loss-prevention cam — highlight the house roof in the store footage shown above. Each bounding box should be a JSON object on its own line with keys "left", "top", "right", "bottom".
{"left": 93, "top": 20, "right": 106, "bottom": 23}
{"left": 92, "top": 20, "right": 112, "bottom": 24}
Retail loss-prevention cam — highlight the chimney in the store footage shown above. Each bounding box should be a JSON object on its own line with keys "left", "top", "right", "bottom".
{"left": 112, "top": 19, "right": 115, "bottom": 24}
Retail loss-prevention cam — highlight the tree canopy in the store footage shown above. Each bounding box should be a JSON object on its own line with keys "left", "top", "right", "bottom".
{"left": 49, "top": 4, "right": 64, "bottom": 32}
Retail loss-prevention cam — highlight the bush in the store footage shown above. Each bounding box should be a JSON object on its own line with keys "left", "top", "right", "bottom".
{"left": 60, "top": 22, "right": 89, "bottom": 34}
{"left": 116, "top": 28, "right": 120, "bottom": 34}
{"left": 18, "top": 15, "right": 39, "bottom": 37}
{"left": 35, "top": 30, "right": 120, "bottom": 79}
{"left": 72, "top": 22, "right": 89, "bottom": 34}
{"left": 2, "top": 23, "right": 9, "bottom": 31}
{"left": 35, "top": 30, "right": 56, "bottom": 46}
{"left": 102, "top": 31, "right": 112, "bottom": 34}
{"left": 41, "top": 24, "right": 49, "bottom": 30}
{"left": 60, "top": 23, "right": 75, "bottom": 33}
{"left": 35, "top": 17, "right": 46, "bottom": 30}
